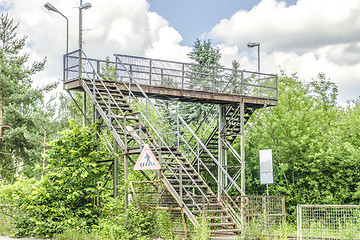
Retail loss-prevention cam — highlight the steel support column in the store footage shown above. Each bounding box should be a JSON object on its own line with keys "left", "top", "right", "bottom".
{"left": 218, "top": 105, "right": 226, "bottom": 199}
{"left": 113, "top": 138, "right": 118, "bottom": 198}
{"left": 124, "top": 153, "right": 128, "bottom": 215}
{"left": 240, "top": 100, "right": 245, "bottom": 195}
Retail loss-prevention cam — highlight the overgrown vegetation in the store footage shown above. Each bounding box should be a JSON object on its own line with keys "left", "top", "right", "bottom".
{"left": 2, "top": 11, "right": 360, "bottom": 240}
{"left": 242, "top": 72, "right": 360, "bottom": 221}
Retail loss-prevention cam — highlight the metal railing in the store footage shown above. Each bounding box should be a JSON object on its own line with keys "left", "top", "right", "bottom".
{"left": 64, "top": 51, "right": 278, "bottom": 100}
{"left": 162, "top": 114, "right": 243, "bottom": 226}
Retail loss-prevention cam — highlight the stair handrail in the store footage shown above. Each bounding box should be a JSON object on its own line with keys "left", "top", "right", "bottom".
{"left": 187, "top": 70, "right": 242, "bottom": 147}
{"left": 113, "top": 56, "right": 211, "bottom": 201}
{"left": 175, "top": 114, "right": 243, "bottom": 225}
{"left": 74, "top": 50, "right": 246, "bottom": 227}
{"left": 76, "top": 51, "right": 208, "bottom": 227}
{"left": 73, "top": 50, "right": 130, "bottom": 151}
{"left": 178, "top": 115, "right": 244, "bottom": 196}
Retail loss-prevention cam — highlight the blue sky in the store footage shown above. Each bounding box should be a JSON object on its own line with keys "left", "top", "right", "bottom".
{"left": 1, "top": 0, "right": 359, "bottom": 104}
{"left": 148, "top": 0, "right": 297, "bottom": 46}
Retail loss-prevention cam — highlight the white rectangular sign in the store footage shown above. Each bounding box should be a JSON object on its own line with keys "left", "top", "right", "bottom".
{"left": 260, "top": 149, "right": 273, "bottom": 184}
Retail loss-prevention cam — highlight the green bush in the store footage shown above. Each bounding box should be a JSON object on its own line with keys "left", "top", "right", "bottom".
{"left": 12, "top": 124, "right": 109, "bottom": 238}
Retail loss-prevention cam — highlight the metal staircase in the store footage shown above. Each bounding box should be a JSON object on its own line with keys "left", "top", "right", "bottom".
{"left": 70, "top": 51, "right": 241, "bottom": 237}
{"left": 64, "top": 50, "right": 278, "bottom": 238}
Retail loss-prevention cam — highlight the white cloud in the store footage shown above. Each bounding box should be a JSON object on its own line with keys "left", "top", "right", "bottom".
{"left": 144, "top": 12, "right": 191, "bottom": 62}
{"left": 209, "top": 0, "right": 360, "bottom": 53}
{"left": 2, "top": 0, "right": 360, "bottom": 104}
{"left": 208, "top": 0, "right": 360, "bottom": 103}
{"left": 3, "top": 0, "right": 190, "bottom": 90}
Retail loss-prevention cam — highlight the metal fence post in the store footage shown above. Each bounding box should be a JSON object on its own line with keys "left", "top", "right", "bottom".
{"left": 297, "top": 205, "right": 302, "bottom": 240}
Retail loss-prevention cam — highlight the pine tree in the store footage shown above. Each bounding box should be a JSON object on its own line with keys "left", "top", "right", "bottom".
{"left": 0, "top": 13, "right": 48, "bottom": 180}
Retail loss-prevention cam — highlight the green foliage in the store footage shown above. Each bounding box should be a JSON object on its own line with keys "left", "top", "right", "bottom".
{"left": 95, "top": 204, "right": 156, "bottom": 240}
{"left": 155, "top": 209, "right": 173, "bottom": 239}
{"left": 188, "top": 39, "right": 222, "bottom": 68}
{"left": 244, "top": 72, "right": 360, "bottom": 221}
{"left": 12, "top": 123, "right": 109, "bottom": 238}
{"left": 0, "top": 13, "right": 61, "bottom": 180}
{"left": 191, "top": 219, "right": 210, "bottom": 240}
{"left": 172, "top": 39, "right": 221, "bottom": 125}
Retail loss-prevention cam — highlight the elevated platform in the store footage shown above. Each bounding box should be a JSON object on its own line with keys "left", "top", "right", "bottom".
{"left": 64, "top": 50, "right": 278, "bottom": 108}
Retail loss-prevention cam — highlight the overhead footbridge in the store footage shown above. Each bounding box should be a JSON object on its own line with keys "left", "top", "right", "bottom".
{"left": 63, "top": 50, "right": 278, "bottom": 238}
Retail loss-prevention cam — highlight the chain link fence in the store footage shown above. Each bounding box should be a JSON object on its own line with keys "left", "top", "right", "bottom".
{"left": 297, "top": 205, "right": 360, "bottom": 239}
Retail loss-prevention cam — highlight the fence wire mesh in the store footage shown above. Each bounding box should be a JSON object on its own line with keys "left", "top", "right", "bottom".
{"left": 130, "top": 181, "right": 188, "bottom": 238}
{"left": 297, "top": 205, "right": 360, "bottom": 239}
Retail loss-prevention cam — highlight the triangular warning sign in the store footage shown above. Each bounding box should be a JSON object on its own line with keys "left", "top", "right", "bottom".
{"left": 134, "top": 144, "right": 161, "bottom": 170}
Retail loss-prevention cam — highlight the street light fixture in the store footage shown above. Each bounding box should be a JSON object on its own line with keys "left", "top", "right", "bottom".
{"left": 44, "top": 2, "right": 69, "bottom": 55}
{"left": 247, "top": 42, "right": 260, "bottom": 73}
{"left": 79, "top": 3, "right": 92, "bottom": 10}
{"left": 44, "top": 2, "right": 58, "bottom": 12}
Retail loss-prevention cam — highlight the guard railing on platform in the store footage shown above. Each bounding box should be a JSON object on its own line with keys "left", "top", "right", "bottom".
{"left": 64, "top": 50, "right": 278, "bottom": 100}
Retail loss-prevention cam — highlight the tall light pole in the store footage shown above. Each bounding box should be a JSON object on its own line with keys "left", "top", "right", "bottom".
{"left": 247, "top": 42, "right": 260, "bottom": 73}
{"left": 44, "top": 3, "right": 68, "bottom": 55}
{"left": 44, "top": 3, "right": 69, "bottom": 87}
{"left": 78, "top": 1, "right": 92, "bottom": 127}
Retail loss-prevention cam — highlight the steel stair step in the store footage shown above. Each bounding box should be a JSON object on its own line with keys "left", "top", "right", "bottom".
{"left": 187, "top": 202, "right": 222, "bottom": 208}
{"left": 163, "top": 161, "right": 191, "bottom": 166}
{"left": 95, "top": 95, "right": 127, "bottom": 102}
{"left": 172, "top": 184, "right": 207, "bottom": 188}
{"left": 97, "top": 101, "right": 130, "bottom": 108}
{"left": 206, "top": 215, "right": 233, "bottom": 220}
{"left": 114, "top": 115, "right": 139, "bottom": 121}
{"left": 208, "top": 222, "right": 237, "bottom": 227}
{"left": 193, "top": 209, "right": 229, "bottom": 214}
{"left": 164, "top": 172, "right": 199, "bottom": 177}
{"left": 209, "top": 229, "right": 238, "bottom": 233}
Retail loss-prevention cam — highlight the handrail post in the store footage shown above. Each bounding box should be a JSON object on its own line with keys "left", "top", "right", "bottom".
{"left": 212, "top": 68, "right": 215, "bottom": 92}
{"left": 241, "top": 71, "right": 244, "bottom": 95}
{"left": 177, "top": 116, "right": 180, "bottom": 148}
{"left": 179, "top": 165, "right": 183, "bottom": 203}
{"left": 149, "top": 59, "right": 152, "bottom": 86}
{"left": 181, "top": 64, "right": 185, "bottom": 89}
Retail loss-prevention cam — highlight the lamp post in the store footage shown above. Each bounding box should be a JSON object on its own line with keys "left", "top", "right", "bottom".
{"left": 44, "top": 2, "right": 68, "bottom": 55}
{"left": 44, "top": 2, "right": 69, "bottom": 86}
{"left": 78, "top": 1, "right": 92, "bottom": 127}
{"left": 247, "top": 42, "right": 260, "bottom": 73}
